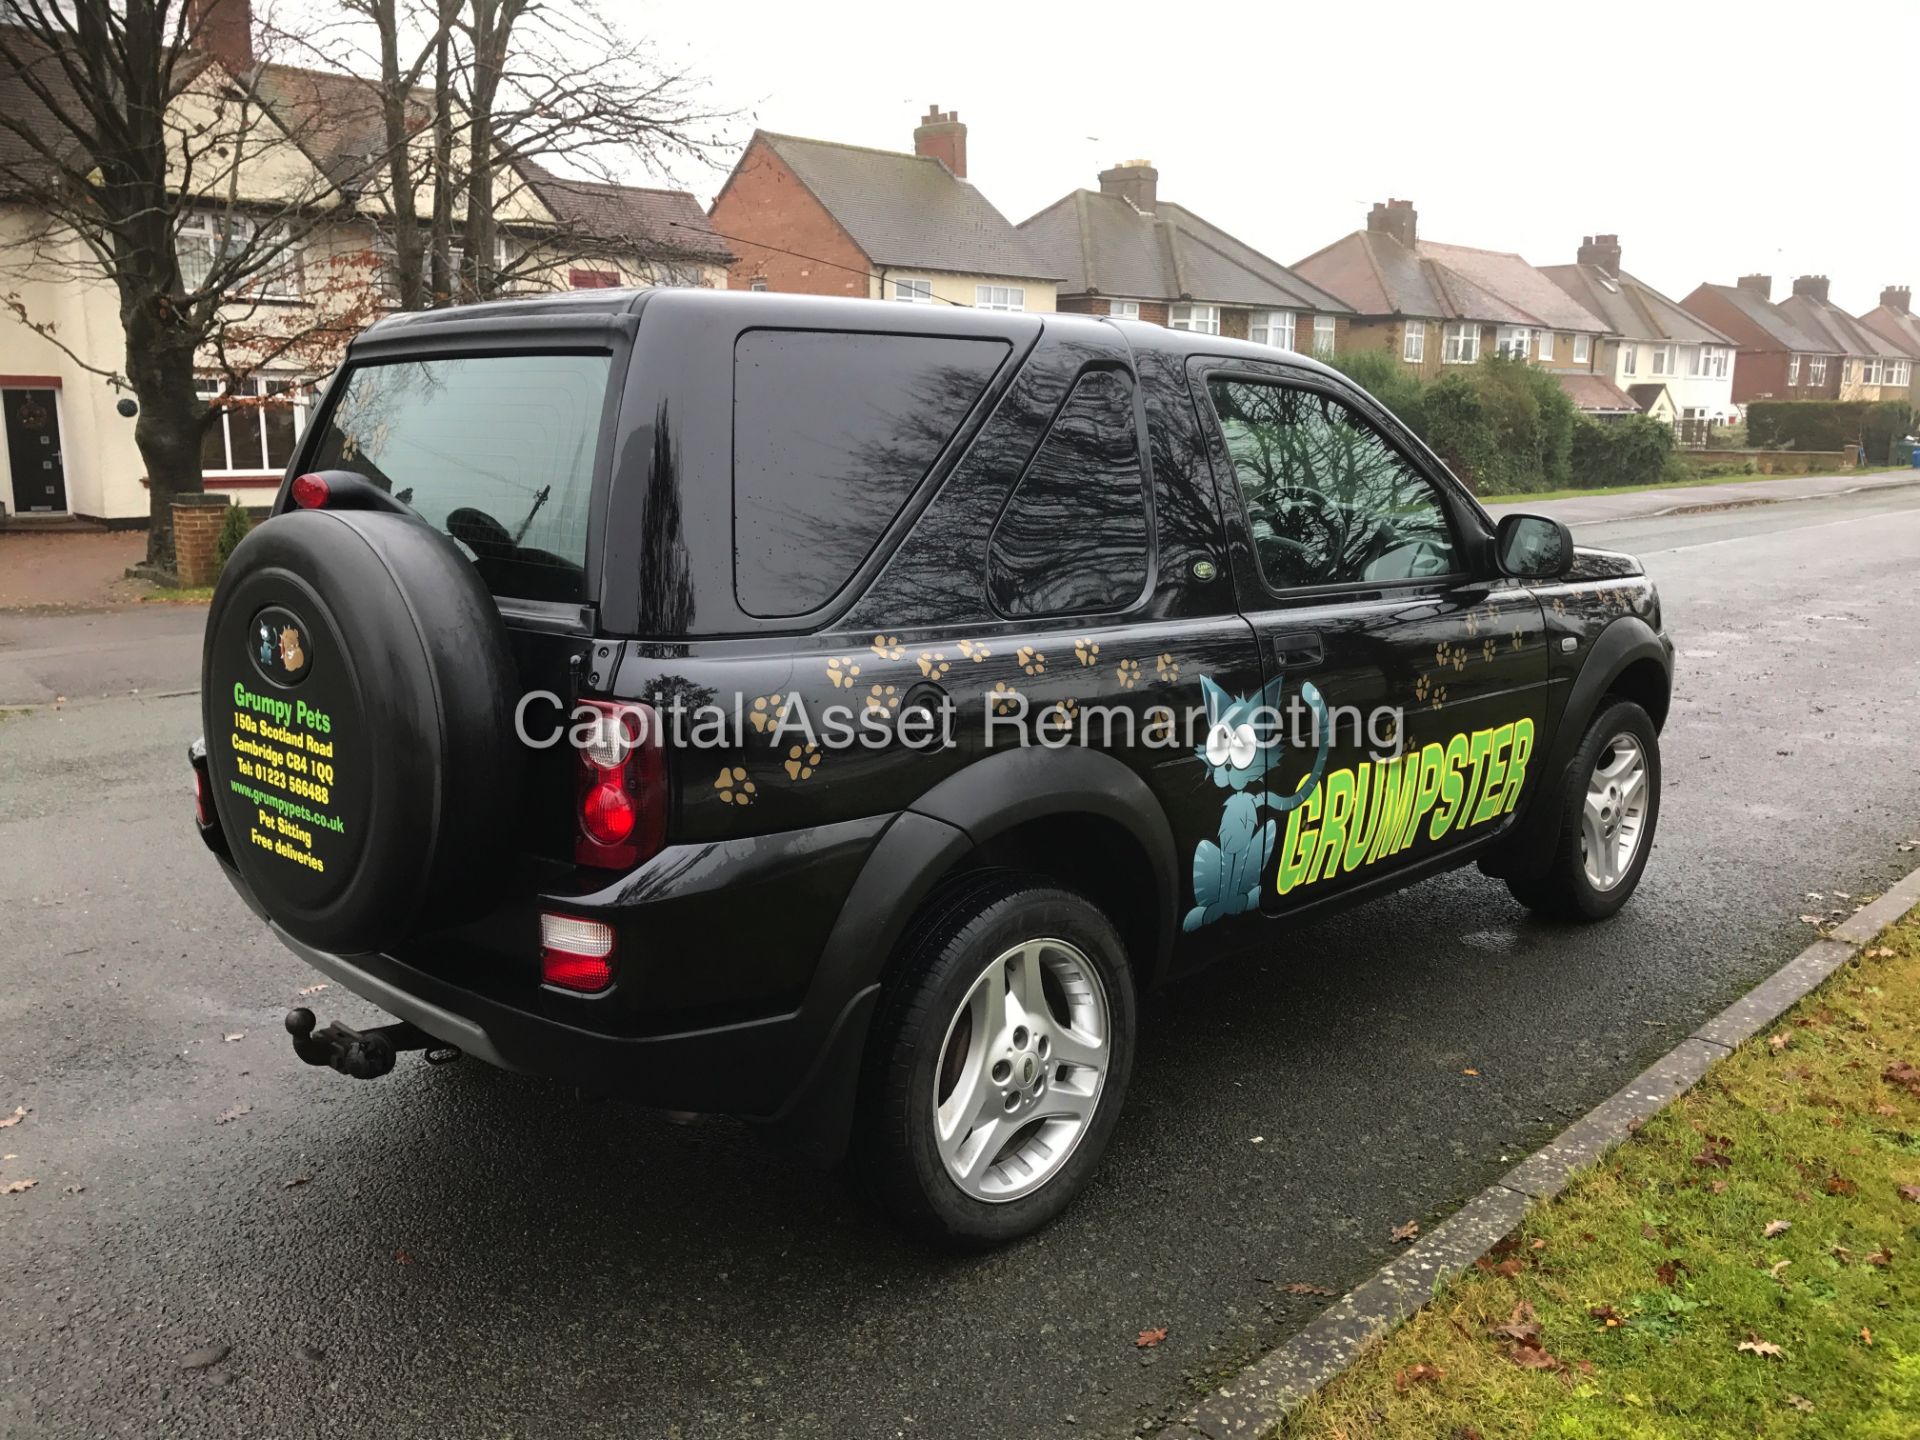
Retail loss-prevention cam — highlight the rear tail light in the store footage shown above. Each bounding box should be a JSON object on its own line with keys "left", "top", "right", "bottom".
{"left": 574, "top": 699, "right": 665, "bottom": 869}
{"left": 290, "top": 472, "right": 330, "bottom": 509}
{"left": 193, "top": 767, "right": 210, "bottom": 827}
{"left": 540, "top": 912, "right": 615, "bottom": 993}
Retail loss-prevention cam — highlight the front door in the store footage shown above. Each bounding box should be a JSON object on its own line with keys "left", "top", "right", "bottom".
{"left": 4, "top": 388, "right": 67, "bottom": 513}
{"left": 1191, "top": 364, "right": 1550, "bottom": 915}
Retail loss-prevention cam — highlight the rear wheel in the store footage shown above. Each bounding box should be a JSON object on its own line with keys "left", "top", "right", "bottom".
{"left": 1506, "top": 699, "right": 1660, "bottom": 921}
{"left": 856, "top": 874, "right": 1136, "bottom": 1247}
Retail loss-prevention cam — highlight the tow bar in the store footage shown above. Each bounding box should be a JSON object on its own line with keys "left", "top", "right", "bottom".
{"left": 284, "top": 1007, "right": 461, "bottom": 1079}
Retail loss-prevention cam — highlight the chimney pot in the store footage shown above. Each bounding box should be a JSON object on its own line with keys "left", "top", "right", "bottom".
{"left": 912, "top": 105, "right": 967, "bottom": 178}
{"left": 1576, "top": 232, "right": 1622, "bottom": 277}
{"left": 1791, "top": 274, "right": 1831, "bottom": 303}
{"left": 1098, "top": 160, "right": 1159, "bottom": 215}
{"left": 188, "top": 0, "right": 254, "bottom": 71}
{"left": 1737, "top": 273, "right": 1772, "bottom": 299}
{"left": 1365, "top": 197, "right": 1417, "bottom": 249}
{"left": 1882, "top": 284, "right": 1912, "bottom": 315}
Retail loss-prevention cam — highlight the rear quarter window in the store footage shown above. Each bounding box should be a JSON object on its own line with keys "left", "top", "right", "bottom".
{"left": 732, "top": 329, "right": 1010, "bottom": 618}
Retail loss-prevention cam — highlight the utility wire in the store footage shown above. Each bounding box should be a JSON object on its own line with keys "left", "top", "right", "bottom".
{"left": 668, "top": 220, "right": 973, "bottom": 306}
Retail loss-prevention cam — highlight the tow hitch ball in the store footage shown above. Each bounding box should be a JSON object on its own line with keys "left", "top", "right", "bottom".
{"left": 284, "top": 1007, "right": 460, "bottom": 1079}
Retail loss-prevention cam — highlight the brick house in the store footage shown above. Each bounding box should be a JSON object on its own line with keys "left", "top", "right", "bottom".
{"left": 1678, "top": 277, "right": 1842, "bottom": 403}
{"left": 1292, "top": 200, "right": 1614, "bottom": 412}
{"left": 706, "top": 108, "right": 1059, "bottom": 310}
{"left": 1540, "top": 235, "right": 1739, "bottom": 439}
{"left": 1776, "top": 277, "right": 1912, "bottom": 403}
{"left": 1015, "top": 162, "right": 1346, "bottom": 345}
{"left": 1856, "top": 286, "right": 1920, "bottom": 407}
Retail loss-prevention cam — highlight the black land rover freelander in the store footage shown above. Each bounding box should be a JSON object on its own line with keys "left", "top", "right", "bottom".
{"left": 194, "top": 288, "right": 1672, "bottom": 1246}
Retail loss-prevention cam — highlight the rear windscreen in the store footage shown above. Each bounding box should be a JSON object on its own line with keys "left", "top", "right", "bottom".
{"left": 305, "top": 353, "right": 610, "bottom": 602}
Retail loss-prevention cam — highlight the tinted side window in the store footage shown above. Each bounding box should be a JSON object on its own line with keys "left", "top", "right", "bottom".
{"left": 1207, "top": 378, "right": 1457, "bottom": 591}
{"left": 733, "top": 329, "right": 1009, "bottom": 617}
{"left": 987, "top": 369, "right": 1148, "bottom": 616}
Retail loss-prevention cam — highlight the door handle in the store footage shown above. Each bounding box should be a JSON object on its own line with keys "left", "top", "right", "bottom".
{"left": 1270, "top": 631, "right": 1323, "bottom": 669}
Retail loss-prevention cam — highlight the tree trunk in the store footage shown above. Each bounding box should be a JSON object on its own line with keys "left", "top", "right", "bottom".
{"left": 123, "top": 298, "right": 207, "bottom": 575}
{"left": 373, "top": 0, "right": 424, "bottom": 310}
{"left": 429, "top": 1, "right": 455, "bottom": 305}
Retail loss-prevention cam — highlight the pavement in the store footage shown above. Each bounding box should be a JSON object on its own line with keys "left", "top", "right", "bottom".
{"left": 4, "top": 485, "right": 1920, "bottom": 1439}
{"left": 0, "top": 531, "right": 149, "bottom": 611}
{"left": 1483, "top": 466, "right": 1920, "bottom": 527}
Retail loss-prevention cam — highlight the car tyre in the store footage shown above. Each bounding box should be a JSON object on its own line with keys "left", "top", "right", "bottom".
{"left": 855, "top": 872, "right": 1137, "bottom": 1248}
{"left": 1506, "top": 698, "right": 1660, "bottom": 921}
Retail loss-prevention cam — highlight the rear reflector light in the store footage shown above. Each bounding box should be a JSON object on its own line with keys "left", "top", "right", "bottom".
{"left": 540, "top": 912, "right": 615, "bottom": 993}
{"left": 574, "top": 700, "right": 664, "bottom": 869}
{"left": 193, "top": 768, "right": 210, "bottom": 827}
{"left": 290, "top": 472, "right": 330, "bottom": 509}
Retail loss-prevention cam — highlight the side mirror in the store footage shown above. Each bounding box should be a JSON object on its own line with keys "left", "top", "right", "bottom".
{"left": 1495, "top": 513, "right": 1574, "bottom": 579}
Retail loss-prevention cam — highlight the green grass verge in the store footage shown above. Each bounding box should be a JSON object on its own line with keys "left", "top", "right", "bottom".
{"left": 1278, "top": 914, "right": 1920, "bottom": 1440}
{"left": 140, "top": 585, "right": 214, "bottom": 603}
{"left": 1489, "top": 464, "right": 1912, "bottom": 508}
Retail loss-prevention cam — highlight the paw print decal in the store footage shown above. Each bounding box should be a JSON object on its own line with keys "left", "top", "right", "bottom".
{"left": 1551, "top": 596, "right": 1567, "bottom": 618}
{"left": 747, "top": 693, "right": 785, "bottom": 733}
{"left": 1017, "top": 646, "right": 1046, "bottom": 676}
{"left": 713, "top": 766, "right": 756, "bottom": 806}
{"left": 1510, "top": 628, "right": 1525, "bottom": 652}
{"left": 870, "top": 634, "right": 905, "bottom": 661}
{"left": 1428, "top": 683, "right": 1447, "bottom": 711}
{"left": 1073, "top": 639, "right": 1101, "bottom": 666}
{"left": 1414, "top": 673, "right": 1432, "bottom": 703}
{"left": 1115, "top": 657, "right": 1142, "bottom": 689}
{"left": 826, "top": 656, "right": 862, "bottom": 689}
{"left": 1044, "top": 698, "right": 1080, "bottom": 728}
{"left": 957, "top": 638, "right": 993, "bottom": 663}
{"left": 1480, "top": 638, "right": 1496, "bottom": 662}
{"left": 917, "top": 650, "right": 950, "bottom": 679}
{"left": 989, "top": 682, "right": 1023, "bottom": 716}
{"left": 1155, "top": 653, "right": 1180, "bottom": 685}
{"left": 1434, "top": 641, "right": 1466, "bottom": 673}
{"left": 784, "top": 744, "right": 821, "bottom": 781}
{"left": 864, "top": 684, "right": 898, "bottom": 717}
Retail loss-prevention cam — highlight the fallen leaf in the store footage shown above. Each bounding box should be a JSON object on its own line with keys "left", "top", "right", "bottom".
{"left": 180, "top": 1345, "right": 229, "bottom": 1370}
{"left": 214, "top": 1104, "right": 251, "bottom": 1125}
{"left": 1798, "top": 914, "right": 1825, "bottom": 926}
{"left": 1864, "top": 1249, "right": 1892, "bottom": 1268}
{"left": 1899, "top": 1184, "right": 1920, "bottom": 1204}
{"left": 223, "top": 1033, "right": 245, "bottom": 1043}
{"left": 1764, "top": 1219, "right": 1792, "bottom": 1239}
{"left": 1588, "top": 1304, "right": 1623, "bottom": 1328}
{"left": 1389, "top": 1220, "right": 1420, "bottom": 1244}
{"left": 1709, "top": 1180, "right": 1728, "bottom": 1194}
{"left": 1866, "top": 946, "right": 1895, "bottom": 959}
{"left": 1832, "top": 1245, "right": 1853, "bottom": 1265}
{"left": 395, "top": 1250, "right": 418, "bottom": 1266}
{"left": 1490, "top": 1301, "right": 1540, "bottom": 1347}
{"left": 1826, "top": 1174, "right": 1857, "bottom": 1197}
{"left": 1882, "top": 1060, "right": 1920, "bottom": 1097}
{"left": 1507, "top": 1343, "right": 1562, "bottom": 1371}
{"left": 1394, "top": 1362, "right": 1444, "bottom": 1392}
{"left": 1249, "top": 1136, "right": 1264, "bottom": 1144}
{"left": 1135, "top": 1327, "right": 1167, "bottom": 1349}
{"left": 282, "top": 1175, "right": 311, "bottom": 1190}
{"left": 1279, "top": 1282, "right": 1335, "bottom": 1296}
{"left": 1875, "top": 1103, "right": 1902, "bottom": 1117}
{"left": 1769, "top": 1260, "right": 1791, "bottom": 1280}
{"left": 1787, "top": 1394, "right": 1815, "bottom": 1412}
{"left": 1692, "top": 1143, "right": 1732, "bottom": 1170}
{"left": 1, "top": 1179, "right": 36, "bottom": 1195}
{"left": 297, "top": 983, "right": 329, "bottom": 996}
{"left": 1860, "top": 1327, "right": 1873, "bottom": 1347}
{"left": 1494, "top": 1257, "right": 1524, "bottom": 1278}
{"left": 0, "top": 1106, "right": 25, "bottom": 1129}
{"left": 1768, "top": 1032, "right": 1793, "bottom": 1052}
{"left": 1655, "top": 1259, "right": 1688, "bottom": 1287}
{"left": 1737, "top": 1335, "right": 1785, "bottom": 1360}
{"left": 1530, "top": 1238, "right": 1546, "bottom": 1250}
{"left": 1462, "top": 1068, "right": 1479, "bottom": 1076}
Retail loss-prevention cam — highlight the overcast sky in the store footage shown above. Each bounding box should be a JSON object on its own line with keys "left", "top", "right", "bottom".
{"left": 643, "top": 0, "right": 1918, "bottom": 315}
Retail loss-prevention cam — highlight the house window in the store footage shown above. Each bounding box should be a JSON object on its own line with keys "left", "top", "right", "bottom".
{"left": 1695, "top": 344, "right": 1728, "bottom": 379}
{"left": 1312, "top": 314, "right": 1336, "bottom": 355}
{"left": 1442, "top": 322, "right": 1479, "bottom": 364}
{"left": 1808, "top": 356, "right": 1826, "bottom": 385}
{"left": 1170, "top": 303, "right": 1220, "bottom": 334}
{"left": 1650, "top": 343, "right": 1674, "bottom": 376}
{"left": 1620, "top": 343, "right": 1637, "bottom": 376}
{"left": 1495, "top": 326, "right": 1532, "bottom": 359}
{"left": 1538, "top": 331, "right": 1555, "bottom": 362}
{"left": 179, "top": 210, "right": 302, "bottom": 299}
{"left": 1573, "top": 334, "right": 1591, "bottom": 364}
{"left": 1402, "top": 320, "right": 1426, "bottom": 363}
{"left": 195, "top": 375, "right": 313, "bottom": 474}
{"left": 1107, "top": 300, "right": 1141, "bottom": 320}
{"left": 1788, "top": 354, "right": 1801, "bottom": 385}
{"left": 975, "top": 284, "right": 1025, "bottom": 311}
{"left": 569, "top": 268, "right": 620, "bottom": 289}
{"left": 1250, "top": 310, "right": 1295, "bottom": 349}
{"left": 749, "top": 275, "right": 768, "bottom": 292}
{"left": 891, "top": 277, "right": 934, "bottom": 304}
{"left": 1892, "top": 361, "right": 1912, "bottom": 386}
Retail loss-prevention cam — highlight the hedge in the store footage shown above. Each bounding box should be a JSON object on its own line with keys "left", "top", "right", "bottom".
{"left": 1746, "top": 400, "right": 1916, "bottom": 464}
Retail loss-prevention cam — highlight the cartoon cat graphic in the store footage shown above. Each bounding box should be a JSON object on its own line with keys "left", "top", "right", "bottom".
{"left": 1183, "top": 675, "right": 1331, "bottom": 932}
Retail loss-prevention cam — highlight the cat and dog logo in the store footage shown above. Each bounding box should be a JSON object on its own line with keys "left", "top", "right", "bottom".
{"left": 250, "top": 606, "right": 312, "bottom": 685}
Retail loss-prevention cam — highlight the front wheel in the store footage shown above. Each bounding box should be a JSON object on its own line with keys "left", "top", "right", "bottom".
{"left": 855, "top": 875, "right": 1136, "bottom": 1248}
{"left": 1506, "top": 699, "right": 1660, "bottom": 921}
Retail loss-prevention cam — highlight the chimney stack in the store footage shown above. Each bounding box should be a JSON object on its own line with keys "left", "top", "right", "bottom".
{"left": 1791, "top": 274, "right": 1831, "bottom": 304}
{"left": 1098, "top": 160, "right": 1158, "bottom": 215}
{"left": 1366, "top": 198, "right": 1417, "bottom": 250}
{"left": 188, "top": 0, "right": 254, "bottom": 71}
{"left": 1736, "top": 274, "right": 1772, "bottom": 299}
{"left": 1879, "top": 284, "right": 1910, "bottom": 315}
{"left": 1577, "top": 233, "right": 1622, "bottom": 277}
{"left": 912, "top": 105, "right": 966, "bottom": 179}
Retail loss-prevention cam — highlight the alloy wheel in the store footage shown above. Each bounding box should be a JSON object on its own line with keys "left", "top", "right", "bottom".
{"left": 1581, "top": 732, "right": 1650, "bottom": 891}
